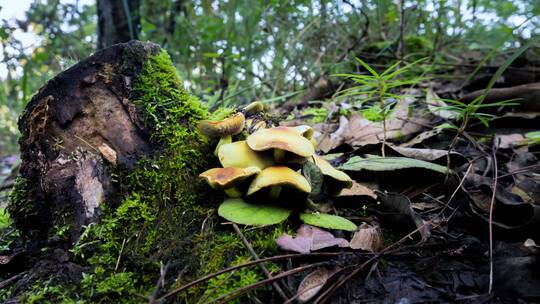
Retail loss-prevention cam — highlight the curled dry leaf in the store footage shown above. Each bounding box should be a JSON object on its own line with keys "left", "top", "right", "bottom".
{"left": 297, "top": 267, "right": 341, "bottom": 303}
{"left": 338, "top": 180, "right": 377, "bottom": 199}
{"left": 350, "top": 222, "right": 384, "bottom": 251}
{"left": 275, "top": 224, "right": 349, "bottom": 253}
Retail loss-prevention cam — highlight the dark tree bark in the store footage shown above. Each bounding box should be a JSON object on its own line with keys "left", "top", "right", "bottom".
{"left": 97, "top": 0, "right": 141, "bottom": 49}
{"left": 14, "top": 41, "right": 158, "bottom": 245}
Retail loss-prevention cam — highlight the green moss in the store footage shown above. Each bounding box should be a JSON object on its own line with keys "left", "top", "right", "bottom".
{"left": 15, "top": 48, "right": 288, "bottom": 303}
{"left": 301, "top": 107, "right": 328, "bottom": 123}
{"left": 7, "top": 177, "right": 35, "bottom": 227}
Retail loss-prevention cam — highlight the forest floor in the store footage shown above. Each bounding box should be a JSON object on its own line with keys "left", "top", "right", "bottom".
{"left": 1, "top": 56, "right": 539, "bottom": 303}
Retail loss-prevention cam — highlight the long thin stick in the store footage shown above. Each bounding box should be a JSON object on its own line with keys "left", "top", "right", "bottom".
{"left": 488, "top": 144, "right": 499, "bottom": 294}
{"left": 158, "top": 252, "right": 339, "bottom": 301}
{"left": 232, "top": 223, "right": 290, "bottom": 301}
{"left": 209, "top": 262, "right": 330, "bottom": 304}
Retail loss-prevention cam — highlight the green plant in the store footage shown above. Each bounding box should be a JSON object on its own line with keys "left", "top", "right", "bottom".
{"left": 334, "top": 57, "right": 426, "bottom": 156}
{"left": 0, "top": 208, "right": 11, "bottom": 230}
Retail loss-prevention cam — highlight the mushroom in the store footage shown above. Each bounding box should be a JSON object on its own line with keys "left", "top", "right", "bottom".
{"left": 198, "top": 112, "right": 245, "bottom": 156}
{"left": 218, "top": 140, "right": 274, "bottom": 170}
{"left": 290, "top": 125, "right": 318, "bottom": 148}
{"left": 312, "top": 155, "right": 353, "bottom": 195}
{"left": 247, "top": 126, "right": 315, "bottom": 162}
{"left": 291, "top": 125, "right": 314, "bottom": 139}
{"left": 243, "top": 101, "right": 265, "bottom": 116}
{"left": 199, "top": 167, "right": 261, "bottom": 197}
{"left": 247, "top": 166, "right": 311, "bottom": 200}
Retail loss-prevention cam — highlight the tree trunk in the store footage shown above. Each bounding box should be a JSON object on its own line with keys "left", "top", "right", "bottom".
{"left": 97, "top": 0, "right": 141, "bottom": 49}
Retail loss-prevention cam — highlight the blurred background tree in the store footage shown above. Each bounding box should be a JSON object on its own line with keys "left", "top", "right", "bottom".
{"left": 1, "top": 0, "right": 539, "bottom": 155}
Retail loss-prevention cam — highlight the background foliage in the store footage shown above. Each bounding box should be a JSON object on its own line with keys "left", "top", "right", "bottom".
{"left": 1, "top": 0, "right": 539, "bottom": 155}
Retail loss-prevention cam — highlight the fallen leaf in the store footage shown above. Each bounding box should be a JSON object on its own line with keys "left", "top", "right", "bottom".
{"left": 494, "top": 134, "right": 525, "bottom": 149}
{"left": 276, "top": 224, "right": 349, "bottom": 253}
{"left": 340, "top": 156, "right": 449, "bottom": 174}
{"left": 400, "top": 128, "right": 443, "bottom": 148}
{"left": 524, "top": 238, "right": 539, "bottom": 248}
{"left": 315, "top": 97, "right": 429, "bottom": 152}
{"left": 300, "top": 213, "right": 357, "bottom": 231}
{"left": 297, "top": 267, "right": 341, "bottom": 302}
{"left": 338, "top": 180, "right": 377, "bottom": 199}
{"left": 350, "top": 223, "right": 384, "bottom": 251}
{"left": 378, "top": 192, "right": 431, "bottom": 242}
{"left": 218, "top": 198, "right": 292, "bottom": 226}
{"left": 425, "top": 87, "right": 458, "bottom": 119}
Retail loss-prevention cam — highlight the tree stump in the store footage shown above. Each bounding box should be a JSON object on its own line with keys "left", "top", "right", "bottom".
{"left": 13, "top": 41, "right": 162, "bottom": 244}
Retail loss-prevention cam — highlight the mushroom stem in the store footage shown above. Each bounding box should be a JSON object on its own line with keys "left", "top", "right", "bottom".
{"left": 224, "top": 187, "right": 243, "bottom": 198}
{"left": 214, "top": 135, "right": 232, "bottom": 156}
{"left": 273, "top": 149, "right": 285, "bottom": 162}
{"left": 269, "top": 186, "right": 282, "bottom": 199}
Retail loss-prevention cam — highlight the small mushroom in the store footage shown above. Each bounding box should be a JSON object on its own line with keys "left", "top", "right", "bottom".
{"left": 247, "top": 126, "right": 315, "bottom": 162}
{"left": 247, "top": 166, "right": 311, "bottom": 200}
{"left": 312, "top": 155, "right": 353, "bottom": 195}
{"left": 291, "top": 125, "right": 314, "bottom": 139}
{"left": 200, "top": 167, "right": 261, "bottom": 197}
{"left": 218, "top": 140, "right": 274, "bottom": 170}
{"left": 290, "top": 125, "right": 318, "bottom": 148}
{"left": 198, "top": 112, "right": 245, "bottom": 156}
{"left": 243, "top": 101, "right": 265, "bottom": 116}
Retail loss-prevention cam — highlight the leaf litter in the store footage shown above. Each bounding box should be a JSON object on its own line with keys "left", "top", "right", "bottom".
{"left": 267, "top": 78, "right": 540, "bottom": 302}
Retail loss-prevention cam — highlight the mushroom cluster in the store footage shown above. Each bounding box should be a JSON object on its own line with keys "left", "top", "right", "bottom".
{"left": 198, "top": 102, "right": 355, "bottom": 228}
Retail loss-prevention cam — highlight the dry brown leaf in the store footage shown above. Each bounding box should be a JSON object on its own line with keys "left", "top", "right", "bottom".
{"left": 338, "top": 180, "right": 377, "bottom": 199}
{"left": 494, "top": 134, "right": 526, "bottom": 149}
{"left": 316, "top": 97, "right": 429, "bottom": 152}
{"left": 276, "top": 224, "right": 349, "bottom": 253}
{"left": 297, "top": 267, "right": 341, "bottom": 303}
{"left": 350, "top": 222, "right": 384, "bottom": 251}
{"left": 98, "top": 143, "right": 117, "bottom": 166}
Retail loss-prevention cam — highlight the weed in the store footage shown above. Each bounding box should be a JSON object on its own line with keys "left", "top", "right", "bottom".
{"left": 334, "top": 57, "right": 426, "bottom": 156}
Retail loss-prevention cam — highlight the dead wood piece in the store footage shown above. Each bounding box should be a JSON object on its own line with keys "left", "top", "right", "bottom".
{"left": 460, "top": 82, "right": 540, "bottom": 111}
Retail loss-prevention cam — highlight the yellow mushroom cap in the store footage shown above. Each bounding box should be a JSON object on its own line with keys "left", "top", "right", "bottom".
{"left": 198, "top": 112, "right": 245, "bottom": 138}
{"left": 290, "top": 125, "right": 314, "bottom": 140}
{"left": 199, "top": 167, "right": 261, "bottom": 189}
{"left": 218, "top": 141, "right": 274, "bottom": 170}
{"left": 243, "top": 101, "right": 265, "bottom": 116}
{"left": 247, "top": 126, "right": 315, "bottom": 157}
{"left": 313, "top": 155, "right": 353, "bottom": 192}
{"left": 247, "top": 166, "right": 311, "bottom": 196}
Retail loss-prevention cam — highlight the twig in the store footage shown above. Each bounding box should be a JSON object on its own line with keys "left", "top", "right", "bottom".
{"left": 232, "top": 223, "right": 290, "bottom": 301}
{"left": 0, "top": 271, "right": 27, "bottom": 289}
{"left": 114, "top": 238, "right": 127, "bottom": 272}
{"left": 209, "top": 262, "right": 330, "bottom": 304}
{"left": 158, "top": 252, "right": 340, "bottom": 301}
{"left": 497, "top": 164, "right": 540, "bottom": 179}
{"left": 488, "top": 142, "right": 499, "bottom": 294}
{"left": 148, "top": 261, "right": 168, "bottom": 304}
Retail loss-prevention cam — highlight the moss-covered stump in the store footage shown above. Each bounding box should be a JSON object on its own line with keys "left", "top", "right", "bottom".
{"left": 2, "top": 41, "right": 237, "bottom": 302}
{"left": 2, "top": 41, "right": 287, "bottom": 304}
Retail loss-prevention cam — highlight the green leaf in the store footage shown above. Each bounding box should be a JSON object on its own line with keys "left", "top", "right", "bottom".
{"left": 218, "top": 199, "right": 292, "bottom": 226}
{"left": 339, "top": 156, "right": 448, "bottom": 174}
{"left": 355, "top": 57, "right": 379, "bottom": 77}
{"left": 302, "top": 161, "right": 324, "bottom": 199}
{"left": 300, "top": 213, "right": 357, "bottom": 231}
